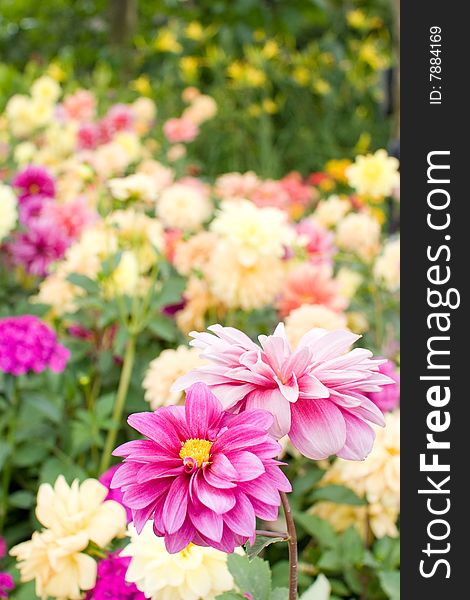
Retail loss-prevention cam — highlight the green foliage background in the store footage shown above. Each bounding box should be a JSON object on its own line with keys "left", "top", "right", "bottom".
{"left": 0, "top": 0, "right": 397, "bottom": 177}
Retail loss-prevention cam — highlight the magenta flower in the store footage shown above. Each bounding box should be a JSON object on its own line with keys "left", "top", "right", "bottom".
{"left": 366, "top": 360, "right": 400, "bottom": 413}
{"left": 12, "top": 165, "right": 55, "bottom": 202}
{"left": 0, "top": 573, "right": 14, "bottom": 599}
{"left": 0, "top": 315, "right": 70, "bottom": 376}
{"left": 111, "top": 382, "right": 291, "bottom": 554}
{"left": 99, "top": 465, "right": 133, "bottom": 523}
{"left": 7, "top": 219, "right": 69, "bottom": 276}
{"left": 18, "top": 194, "right": 53, "bottom": 226}
{"left": 85, "top": 553, "right": 144, "bottom": 600}
{"left": 173, "top": 324, "right": 392, "bottom": 461}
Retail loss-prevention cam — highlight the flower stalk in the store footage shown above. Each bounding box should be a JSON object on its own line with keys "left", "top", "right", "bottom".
{"left": 280, "top": 492, "right": 298, "bottom": 600}
{"left": 99, "top": 334, "right": 137, "bottom": 473}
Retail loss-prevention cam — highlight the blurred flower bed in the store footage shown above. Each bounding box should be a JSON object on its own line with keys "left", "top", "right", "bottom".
{"left": 0, "top": 0, "right": 395, "bottom": 176}
{"left": 0, "top": 71, "right": 400, "bottom": 600}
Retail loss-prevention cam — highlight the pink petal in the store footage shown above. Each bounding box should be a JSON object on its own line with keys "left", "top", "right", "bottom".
{"left": 225, "top": 408, "right": 274, "bottom": 431}
{"left": 164, "top": 517, "right": 196, "bottom": 554}
{"left": 194, "top": 472, "right": 235, "bottom": 514}
{"left": 250, "top": 496, "right": 280, "bottom": 521}
{"left": 223, "top": 492, "right": 256, "bottom": 537}
{"left": 213, "top": 425, "right": 269, "bottom": 453}
{"left": 162, "top": 476, "right": 189, "bottom": 534}
{"left": 245, "top": 388, "right": 291, "bottom": 439}
{"left": 289, "top": 398, "right": 347, "bottom": 460}
{"left": 185, "top": 382, "right": 223, "bottom": 438}
{"left": 189, "top": 500, "right": 223, "bottom": 541}
{"left": 336, "top": 411, "right": 376, "bottom": 460}
{"left": 240, "top": 475, "right": 281, "bottom": 506}
{"left": 226, "top": 451, "right": 265, "bottom": 482}
{"left": 136, "top": 462, "right": 185, "bottom": 484}
{"left": 122, "top": 479, "right": 170, "bottom": 509}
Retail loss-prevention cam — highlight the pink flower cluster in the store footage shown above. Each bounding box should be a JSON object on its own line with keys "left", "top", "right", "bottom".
{"left": 366, "top": 360, "right": 400, "bottom": 413}
{"left": 174, "top": 324, "right": 392, "bottom": 461}
{"left": 7, "top": 166, "right": 96, "bottom": 277}
{"left": 111, "top": 382, "right": 291, "bottom": 554}
{"left": 163, "top": 118, "right": 199, "bottom": 144}
{"left": 277, "top": 263, "right": 346, "bottom": 318}
{"left": 0, "top": 315, "right": 70, "bottom": 376}
{"left": 76, "top": 104, "right": 134, "bottom": 150}
{"left": 85, "top": 553, "right": 144, "bottom": 600}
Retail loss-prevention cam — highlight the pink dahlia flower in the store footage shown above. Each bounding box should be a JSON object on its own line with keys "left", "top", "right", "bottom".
{"left": 173, "top": 324, "right": 392, "bottom": 461}
{"left": 277, "top": 263, "right": 347, "bottom": 318}
{"left": 0, "top": 573, "right": 14, "bottom": 599}
{"left": 85, "top": 553, "right": 144, "bottom": 600}
{"left": 12, "top": 165, "right": 55, "bottom": 202}
{"left": 18, "top": 194, "right": 52, "bottom": 226}
{"left": 62, "top": 89, "right": 97, "bottom": 123}
{"left": 366, "top": 360, "right": 400, "bottom": 413}
{"left": 77, "top": 122, "right": 100, "bottom": 150}
{"left": 99, "top": 465, "right": 133, "bottom": 523}
{"left": 280, "top": 172, "right": 313, "bottom": 207}
{"left": 105, "top": 104, "right": 134, "bottom": 133}
{"left": 295, "top": 218, "right": 336, "bottom": 266}
{"left": 7, "top": 220, "right": 69, "bottom": 277}
{"left": 251, "top": 180, "right": 290, "bottom": 211}
{"left": 42, "top": 196, "right": 98, "bottom": 241}
{"left": 0, "top": 315, "right": 70, "bottom": 376}
{"left": 111, "top": 382, "right": 291, "bottom": 554}
{"left": 163, "top": 118, "right": 199, "bottom": 144}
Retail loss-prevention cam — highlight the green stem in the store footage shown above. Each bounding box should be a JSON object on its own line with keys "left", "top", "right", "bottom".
{"left": 99, "top": 335, "right": 137, "bottom": 474}
{"left": 1, "top": 378, "right": 18, "bottom": 532}
{"left": 281, "top": 492, "right": 298, "bottom": 600}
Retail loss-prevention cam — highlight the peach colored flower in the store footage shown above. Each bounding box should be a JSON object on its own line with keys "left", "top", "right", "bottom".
{"left": 277, "top": 263, "right": 347, "bottom": 318}
{"left": 163, "top": 117, "right": 199, "bottom": 143}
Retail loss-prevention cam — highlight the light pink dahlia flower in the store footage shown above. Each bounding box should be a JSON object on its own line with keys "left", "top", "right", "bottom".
{"left": 173, "top": 324, "right": 392, "bottom": 461}
{"left": 111, "top": 382, "right": 291, "bottom": 554}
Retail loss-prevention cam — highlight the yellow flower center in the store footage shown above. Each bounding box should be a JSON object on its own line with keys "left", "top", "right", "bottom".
{"left": 29, "top": 183, "right": 40, "bottom": 194}
{"left": 179, "top": 438, "right": 213, "bottom": 467}
{"left": 180, "top": 543, "right": 194, "bottom": 557}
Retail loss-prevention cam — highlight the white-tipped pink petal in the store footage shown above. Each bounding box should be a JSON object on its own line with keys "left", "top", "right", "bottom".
{"left": 290, "top": 398, "right": 347, "bottom": 460}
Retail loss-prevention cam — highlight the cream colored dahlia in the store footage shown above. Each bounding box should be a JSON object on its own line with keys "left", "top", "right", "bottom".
{"left": 285, "top": 304, "right": 348, "bottom": 348}
{"left": 122, "top": 522, "right": 235, "bottom": 600}
{"left": 143, "top": 345, "right": 208, "bottom": 410}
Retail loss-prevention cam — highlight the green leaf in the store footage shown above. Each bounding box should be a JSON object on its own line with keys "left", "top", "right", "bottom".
{"left": 147, "top": 314, "right": 178, "bottom": 341}
{"left": 293, "top": 512, "right": 337, "bottom": 548}
{"left": 329, "top": 578, "right": 350, "bottom": 597}
{"left": 373, "top": 536, "right": 400, "bottom": 570}
{"left": 338, "top": 526, "right": 364, "bottom": 565}
{"left": 378, "top": 570, "right": 400, "bottom": 600}
{"left": 66, "top": 273, "right": 100, "bottom": 294}
{"left": 317, "top": 549, "right": 341, "bottom": 572}
{"left": 8, "top": 489, "right": 35, "bottom": 509}
{"left": 96, "top": 393, "right": 115, "bottom": 421}
{"left": 245, "top": 535, "right": 286, "bottom": 560}
{"left": 271, "top": 588, "right": 289, "bottom": 600}
{"left": 227, "top": 553, "right": 271, "bottom": 600}
{"left": 215, "top": 594, "right": 246, "bottom": 600}
{"left": 154, "top": 276, "right": 186, "bottom": 308}
{"left": 40, "top": 457, "right": 87, "bottom": 485}
{"left": 10, "top": 579, "right": 36, "bottom": 600}
{"left": 292, "top": 468, "right": 325, "bottom": 497}
{"left": 13, "top": 441, "right": 50, "bottom": 467}
{"left": 300, "top": 574, "right": 331, "bottom": 600}
{"left": 310, "top": 485, "right": 365, "bottom": 506}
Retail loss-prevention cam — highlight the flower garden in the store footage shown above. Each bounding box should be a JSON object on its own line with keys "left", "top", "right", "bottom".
{"left": 0, "top": 3, "right": 399, "bottom": 599}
